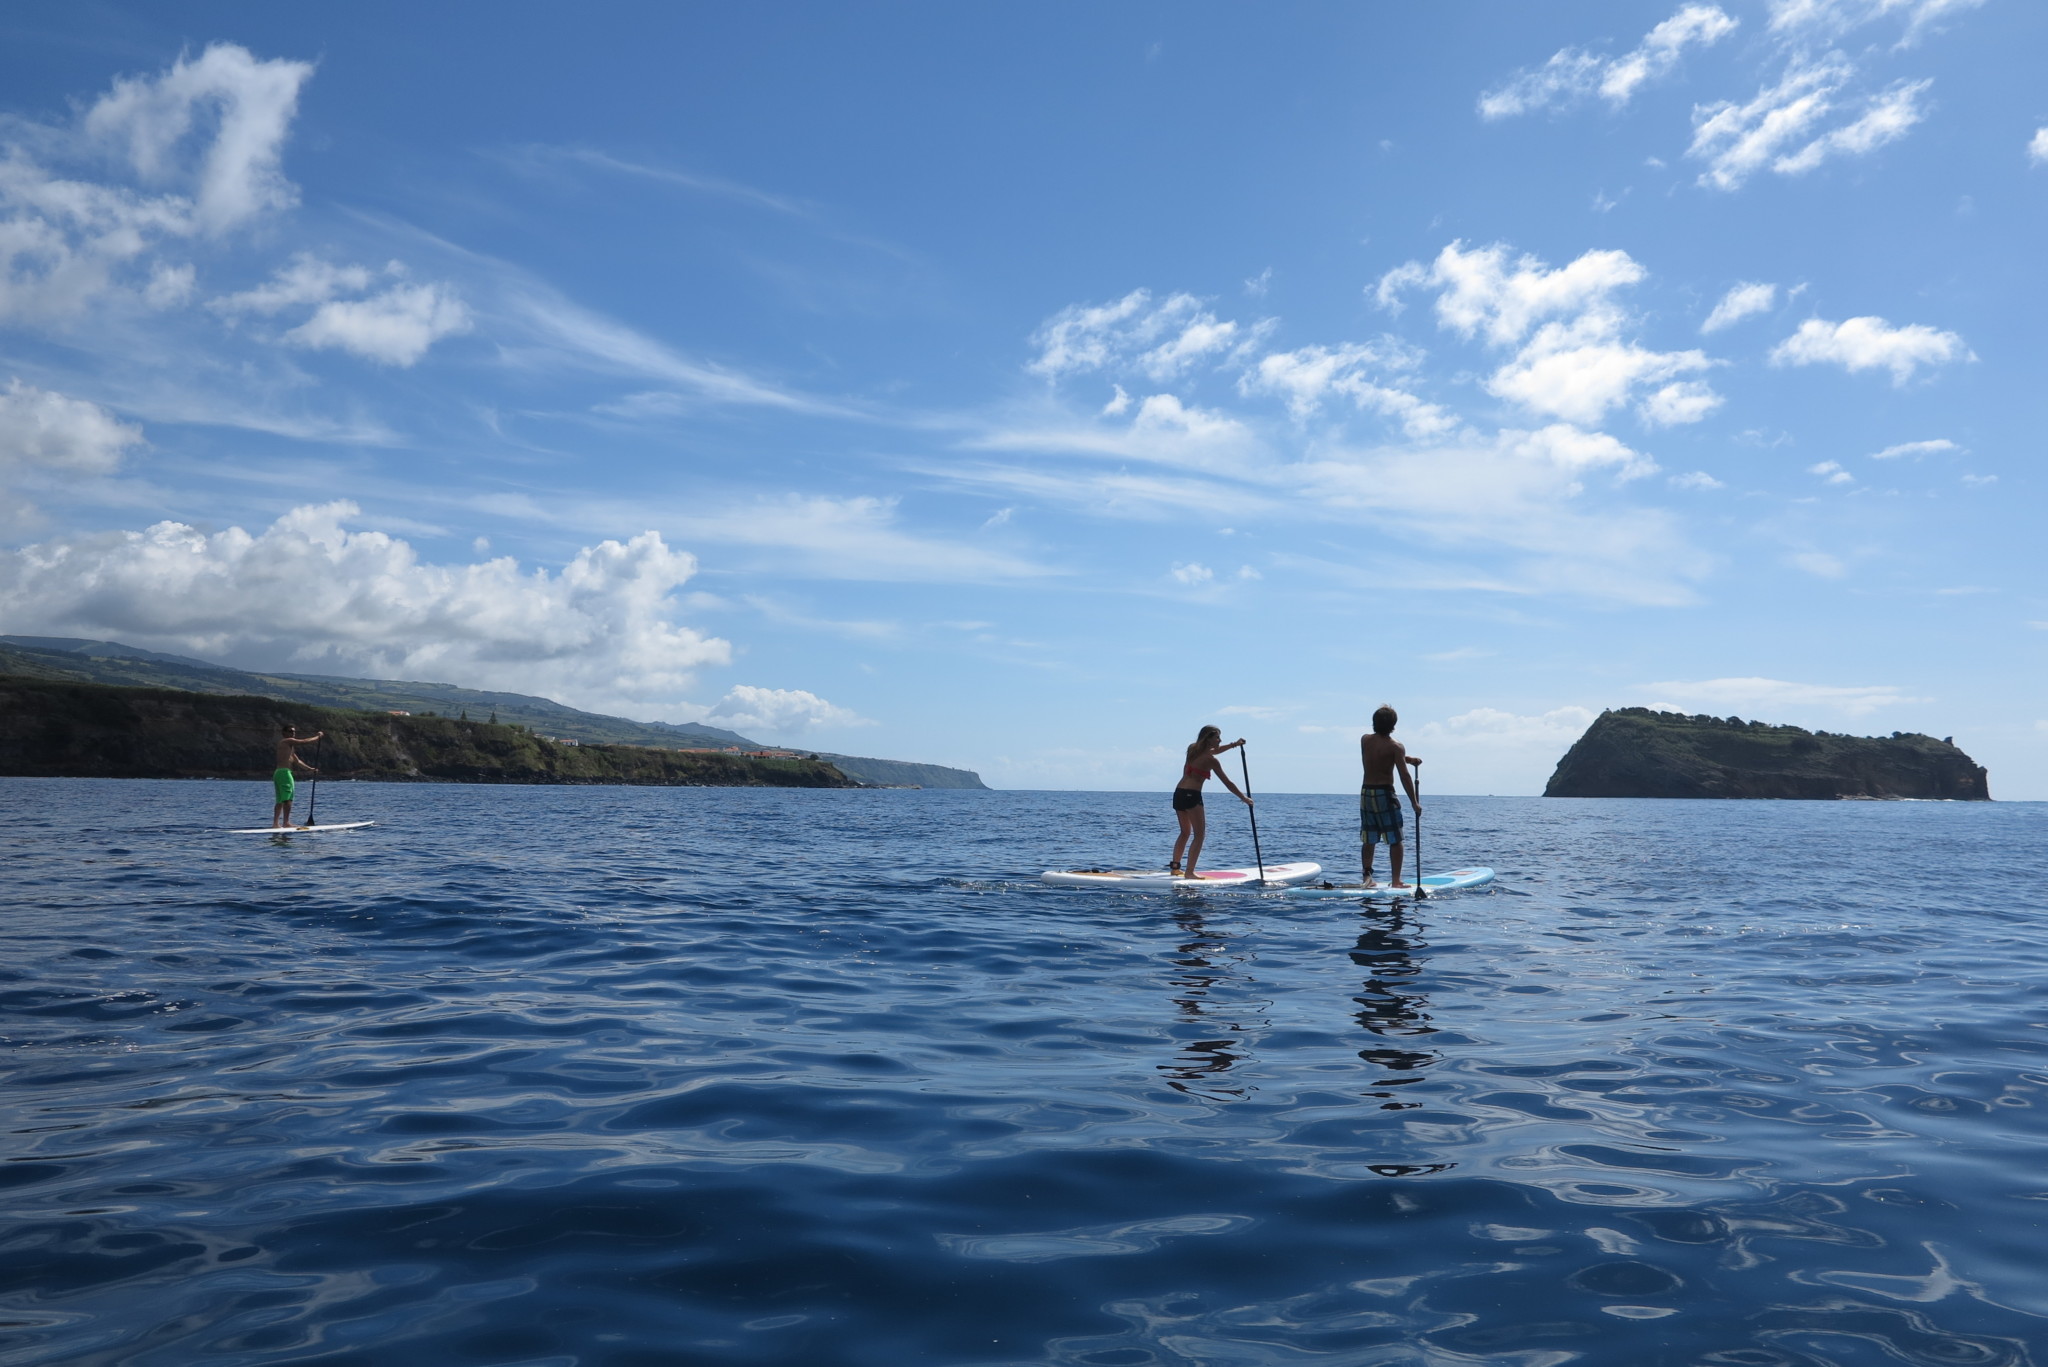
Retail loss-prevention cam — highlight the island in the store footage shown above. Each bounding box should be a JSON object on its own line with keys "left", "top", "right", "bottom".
{"left": 1544, "top": 708, "right": 1990, "bottom": 800}
{"left": 0, "top": 678, "right": 858, "bottom": 788}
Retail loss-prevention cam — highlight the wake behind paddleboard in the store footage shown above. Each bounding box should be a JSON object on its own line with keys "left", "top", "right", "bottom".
{"left": 1284, "top": 867, "right": 1495, "bottom": 899}
{"left": 1042, "top": 861, "right": 1320, "bottom": 889}
{"left": 229, "top": 821, "right": 377, "bottom": 834}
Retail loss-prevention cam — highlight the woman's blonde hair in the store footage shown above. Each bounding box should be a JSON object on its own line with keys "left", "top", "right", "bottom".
{"left": 1186, "top": 724, "right": 1223, "bottom": 764}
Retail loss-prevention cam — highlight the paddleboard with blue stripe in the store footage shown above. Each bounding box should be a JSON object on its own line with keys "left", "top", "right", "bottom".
{"left": 1284, "top": 867, "right": 1494, "bottom": 899}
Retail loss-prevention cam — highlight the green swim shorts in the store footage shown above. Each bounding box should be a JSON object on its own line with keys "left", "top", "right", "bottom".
{"left": 273, "top": 766, "right": 295, "bottom": 803}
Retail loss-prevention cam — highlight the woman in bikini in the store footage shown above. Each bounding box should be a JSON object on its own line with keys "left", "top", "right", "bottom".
{"left": 1171, "top": 725, "right": 1252, "bottom": 877}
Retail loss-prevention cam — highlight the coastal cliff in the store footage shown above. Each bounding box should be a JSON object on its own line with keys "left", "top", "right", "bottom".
{"left": 1544, "top": 708, "right": 1990, "bottom": 800}
{"left": 0, "top": 679, "right": 858, "bottom": 788}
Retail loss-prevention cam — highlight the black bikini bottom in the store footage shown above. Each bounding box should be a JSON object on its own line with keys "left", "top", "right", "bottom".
{"left": 1172, "top": 788, "right": 1203, "bottom": 812}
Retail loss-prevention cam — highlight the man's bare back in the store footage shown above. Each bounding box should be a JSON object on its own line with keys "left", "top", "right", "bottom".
{"left": 1359, "top": 732, "right": 1409, "bottom": 788}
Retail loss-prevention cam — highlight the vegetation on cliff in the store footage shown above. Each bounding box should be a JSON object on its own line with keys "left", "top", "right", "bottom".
{"left": 1545, "top": 708, "right": 1989, "bottom": 800}
{"left": 0, "top": 679, "right": 857, "bottom": 788}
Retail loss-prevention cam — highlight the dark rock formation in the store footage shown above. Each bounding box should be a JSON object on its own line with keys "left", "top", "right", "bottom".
{"left": 1544, "top": 708, "right": 1989, "bottom": 800}
{"left": 0, "top": 679, "right": 858, "bottom": 788}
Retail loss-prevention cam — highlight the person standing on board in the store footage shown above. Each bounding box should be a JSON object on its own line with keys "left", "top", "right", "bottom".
{"left": 271, "top": 723, "right": 324, "bottom": 828}
{"left": 1171, "top": 725, "right": 1252, "bottom": 877}
{"left": 1360, "top": 704, "right": 1421, "bottom": 887}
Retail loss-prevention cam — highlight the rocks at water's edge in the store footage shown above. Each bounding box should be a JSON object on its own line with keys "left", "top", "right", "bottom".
{"left": 1544, "top": 708, "right": 1989, "bottom": 800}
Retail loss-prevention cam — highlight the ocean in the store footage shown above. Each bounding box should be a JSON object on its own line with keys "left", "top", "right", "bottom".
{"left": 3, "top": 778, "right": 2046, "bottom": 1366}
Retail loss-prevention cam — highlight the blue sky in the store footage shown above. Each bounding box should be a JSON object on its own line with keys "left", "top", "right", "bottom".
{"left": 1, "top": 1, "right": 2043, "bottom": 795}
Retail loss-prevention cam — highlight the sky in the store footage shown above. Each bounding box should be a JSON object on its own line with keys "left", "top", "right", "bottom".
{"left": 0, "top": 0, "right": 2043, "bottom": 795}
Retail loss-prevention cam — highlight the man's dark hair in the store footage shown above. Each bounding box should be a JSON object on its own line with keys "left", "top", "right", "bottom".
{"left": 1371, "top": 704, "right": 1397, "bottom": 735}
{"left": 281, "top": 723, "right": 295, "bottom": 735}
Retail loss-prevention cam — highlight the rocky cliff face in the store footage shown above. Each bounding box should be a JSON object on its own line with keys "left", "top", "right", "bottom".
{"left": 1544, "top": 708, "right": 1990, "bottom": 800}
{"left": 0, "top": 679, "right": 858, "bottom": 789}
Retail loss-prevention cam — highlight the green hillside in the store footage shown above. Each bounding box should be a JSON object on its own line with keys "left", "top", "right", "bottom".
{"left": 0, "top": 637, "right": 988, "bottom": 788}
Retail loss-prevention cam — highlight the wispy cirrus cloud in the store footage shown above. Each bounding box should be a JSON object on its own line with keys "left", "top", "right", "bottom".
{"left": 1479, "top": 5, "right": 1738, "bottom": 119}
{"left": 1642, "top": 675, "right": 1927, "bottom": 716}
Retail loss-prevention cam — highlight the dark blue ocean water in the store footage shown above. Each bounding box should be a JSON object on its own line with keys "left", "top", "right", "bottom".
{"left": 4, "top": 778, "right": 2048, "bottom": 1367}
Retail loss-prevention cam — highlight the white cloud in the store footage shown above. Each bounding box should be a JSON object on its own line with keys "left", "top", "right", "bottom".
{"left": 1479, "top": 5, "right": 1738, "bottom": 118}
{"left": 1242, "top": 343, "right": 1454, "bottom": 437}
{"left": 1790, "top": 550, "right": 1848, "bottom": 577}
{"left": 2031, "top": 128, "right": 2048, "bottom": 165}
{"left": 211, "top": 254, "right": 376, "bottom": 315}
{"left": 285, "top": 281, "right": 471, "bottom": 366}
{"left": 1688, "top": 58, "right": 1929, "bottom": 190}
{"left": 0, "top": 502, "right": 739, "bottom": 718}
{"left": 1642, "top": 675, "right": 1924, "bottom": 716}
{"left": 1417, "top": 705, "right": 1599, "bottom": 746}
{"left": 1769, "top": 315, "right": 1971, "bottom": 383}
{"left": 1026, "top": 290, "right": 1249, "bottom": 381}
{"left": 1702, "top": 281, "right": 1778, "bottom": 333}
{"left": 1808, "top": 460, "right": 1854, "bottom": 484}
{"left": 1670, "top": 470, "right": 1725, "bottom": 490}
{"left": 0, "top": 45, "right": 311, "bottom": 326}
{"left": 1959, "top": 473, "right": 1996, "bottom": 487}
{"left": 0, "top": 380, "right": 143, "bottom": 476}
{"left": 652, "top": 493, "right": 1053, "bottom": 582}
{"left": 1170, "top": 561, "right": 1214, "bottom": 585}
{"left": 1768, "top": 0, "right": 1983, "bottom": 45}
{"left": 1378, "top": 241, "right": 1717, "bottom": 426}
{"left": 83, "top": 43, "right": 311, "bottom": 233}
{"left": 1870, "top": 438, "right": 1958, "bottom": 459}
{"left": 210, "top": 255, "right": 471, "bottom": 366}
{"left": 705, "top": 684, "right": 862, "bottom": 737}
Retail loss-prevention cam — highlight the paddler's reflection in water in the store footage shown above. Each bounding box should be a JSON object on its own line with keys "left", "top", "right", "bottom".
{"left": 1351, "top": 898, "right": 1441, "bottom": 1110}
{"left": 1157, "top": 906, "right": 1260, "bottom": 1100}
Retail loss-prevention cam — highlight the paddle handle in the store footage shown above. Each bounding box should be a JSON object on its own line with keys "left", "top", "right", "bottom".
{"left": 1238, "top": 747, "right": 1266, "bottom": 882}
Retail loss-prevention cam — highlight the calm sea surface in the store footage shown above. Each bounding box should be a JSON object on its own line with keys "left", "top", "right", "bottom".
{"left": 4, "top": 778, "right": 2047, "bottom": 1366}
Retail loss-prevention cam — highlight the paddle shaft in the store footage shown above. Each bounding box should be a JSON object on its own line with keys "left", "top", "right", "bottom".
{"left": 1238, "top": 747, "right": 1266, "bottom": 882}
{"left": 1411, "top": 759, "right": 1424, "bottom": 899}
{"left": 306, "top": 735, "right": 322, "bottom": 827}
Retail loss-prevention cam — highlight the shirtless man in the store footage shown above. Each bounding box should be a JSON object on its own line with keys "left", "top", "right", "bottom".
{"left": 1359, "top": 704, "right": 1421, "bottom": 887}
{"left": 271, "top": 723, "right": 324, "bottom": 828}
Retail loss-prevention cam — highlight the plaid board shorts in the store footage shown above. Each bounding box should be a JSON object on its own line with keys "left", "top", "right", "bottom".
{"left": 1359, "top": 785, "right": 1404, "bottom": 846}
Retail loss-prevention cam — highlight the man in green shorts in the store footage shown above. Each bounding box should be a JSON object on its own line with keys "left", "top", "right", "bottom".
{"left": 271, "top": 723, "right": 324, "bottom": 828}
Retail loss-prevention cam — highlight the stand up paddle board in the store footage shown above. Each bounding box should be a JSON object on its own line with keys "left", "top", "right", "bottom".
{"left": 1042, "top": 861, "right": 1320, "bottom": 889}
{"left": 1284, "top": 867, "right": 1494, "bottom": 899}
{"left": 229, "top": 821, "right": 377, "bottom": 834}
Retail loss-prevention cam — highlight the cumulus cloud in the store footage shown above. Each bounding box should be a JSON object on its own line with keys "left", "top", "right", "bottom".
{"left": 1169, "top": 561, "right": 1214, "bottom": 585}
{"left": 286, "top": 281, "right": 471, "bottom": 366}
{"left": 211, "top": 255, "right": 471, "bottom": 366}
{"left": 1377, "top": 241, "right": 1718, "bottom": 426}
{"left": 0, "top": 44, "right": 312, "bottom": 325}
{"left": 1688, "top": 58, "right": 1930, "bottom": 190}
{"left": 1642, "top": 676, "right": 1924, "bottom": 716}
{"left": 1769, "top": 315, "right": 1971, "bottom": 383}
{"left": 1808, "top": 459, "right": 1854, "bottom": 484}
{"left": 1702, "top": 281, "right": 1778, "bottom": 333}
{"left": 0, "top": 380, "right": 143, "bottom": 476}
{"left": 0, "top": 501, "right": 736, "bottom": 718}
{"left": 705, "top": 684, "right": 862, "bottom": 736}
{"left": 1870, "top": 438, "right": 1958, "bottom": 459}
{"left": 1416, "top": 705, "right": 1600, "bottom": 746}
{"left": 1479, "top": 5, "right": 1738, "bottom": 118}
{"left": 1670, "top": 470, "right": 1725, "bottom": 490}
{"left": 2030, "top": 128, "right": 2048, "bottom": 165}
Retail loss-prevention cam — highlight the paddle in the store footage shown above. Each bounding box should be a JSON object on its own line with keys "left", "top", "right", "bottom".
{"left": 305, "top": 734, "right": 322, "bottom": 829}
{"left": 1411, "top": 757, "right": 1425, "bottom": 900}
{"left": 1238, "top": 745, "right": 1266, "bottom": 883}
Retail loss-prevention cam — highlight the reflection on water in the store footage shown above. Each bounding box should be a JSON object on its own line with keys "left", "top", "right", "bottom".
{"left": 4, "top": 780, "right": 2048, "bottom": 1365}
{"left": 1157, "top": 905, "right": 1262, "bottom": 1099}
{"left": 1348, "top": 898, "right": 1441, "bottom": 1108}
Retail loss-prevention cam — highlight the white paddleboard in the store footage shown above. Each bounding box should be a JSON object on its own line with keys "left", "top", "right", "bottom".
{"left": 229, "top": 821, "right": 377, "bottom": 834}
{"left": 1042, "top": 861, "right": 1321, "bottom": 889}
{"left": 1284, "top": 867, "right": 1494, "bottom": 899}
